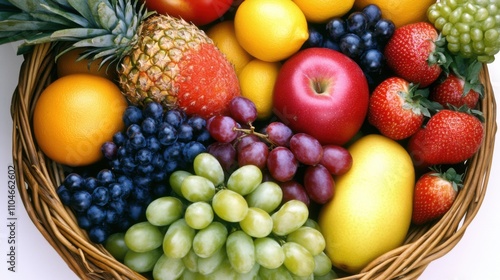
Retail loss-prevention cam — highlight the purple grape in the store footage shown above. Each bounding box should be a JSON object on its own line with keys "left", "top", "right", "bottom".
{"left": 289, "top": 133, "right": 323, "bottom": 166}
{"left": 207, "top": 142, "right": 237, "bottom": 172}
{"left": 303, "top": 164, "right": 335, "bottom": 204}
{"left": 229, "top": 96, "right": 258, "bottom": 124}
{"left": 207, "top": 115, "right": 239, "bottom": 143}
{"left": 238, "top": 141, "right": 269, "bottom": 169}
{"left": 320, "top": 145, "right": 353, "bottom": 176}
{"left": 279, "top": 181, "right": 310, "bottom": 207}
{"left": 266, "top": 147, "right": 298, "bottom": 182}
{"left": 265, "top": 122, "right": 293, "bottom": 147}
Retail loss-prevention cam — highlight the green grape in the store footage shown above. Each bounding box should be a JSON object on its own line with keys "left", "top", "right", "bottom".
{"left": 245, "top": 181, "right": 282, "bottom": 213}
{"left": 282, "top": 242, "right": 315, "bottom": 277}
{"left": 163, "top": 219, "right": 196, "bottom": 259}
{"left": 178, "top": 269, "right": 202, "bottom": 280}
{"left": 212, "top": 189, "right": 248, "bottom": 222}
{"left": 227, "top": 164, "right": 263, "bottom": 195}
{"left": 291, "top": 273, "right": 314, "bottom": 280}
{"left": 185, "top": 201, "right": 214, "bottom": 230}
{"left": 302, "top": 218, "right": 321, "bottom": 231}
{"left": 254, "top": 237, "right": 285, "bottom": 269}
{"left": 181, "top": 175, "right": 216, "bottom": 202}
{"left": 239, "top": 207, "right": 273, "bottom": 238}
{"left": 182, "top": 249, "right": 199, "bottom": 273}
{"left": 146, "top": 196, "right": 184, "bottom": 227}
{"left": 152, "top": 254, "right": 186, "bottom": 280}
{"left": 124, "top": 247, "right": 163, "bottom": 273}
{"left": 286, "top": 227, "right": 326, "bottom": 256}
{"left": 104, "top": 232, "right": 129, "bottom": 261}
{"left": 271, "top": 200, "right": 309, "bottom": 236}
{"left": 124, "top": 221, "right": 163, "bottom": 253}
{"left": 193, "top": 153, "right": 225, "bottom": 186}
{"left": 314, "top": 270, "right": 339, "bottom": 280}
{"left": 203, "top": 257, "right": 238, "bottom": 279}
{"left": 226, "top": 230, "right": 256, "bottom": 274}
{"left": 313, "top": 252, "right": 333, "bottom": 277}
{"left": 258, "top": 265, "right": 293, "bottom": 280}
{"left": 197, "top": 246, "right": 227, "bottom": 275}
{"left": 236, "top": 262, "right": 261, "bottom": 280}
{"left": 169, "top": 170, "right": 192, "bottom": 196}
{"left": 193, "top": 221, "right": 228, "bottom": 258}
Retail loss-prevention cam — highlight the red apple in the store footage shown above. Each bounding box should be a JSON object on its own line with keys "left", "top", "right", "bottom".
{"left": 273, "top": 48, "right": 369, "bottom": 145}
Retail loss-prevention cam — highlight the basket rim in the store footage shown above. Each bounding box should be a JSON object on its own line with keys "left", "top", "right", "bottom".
{"left": 10, "top": 42, "right": 498, "bottom": 280}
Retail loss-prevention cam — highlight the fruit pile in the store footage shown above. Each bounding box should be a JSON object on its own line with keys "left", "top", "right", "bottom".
{"left": 1, "top": 0, "right": 499, "bottom": 279}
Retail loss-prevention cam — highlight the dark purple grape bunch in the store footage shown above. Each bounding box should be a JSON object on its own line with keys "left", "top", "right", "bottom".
{"left": 57, "top": 170, "right": 149, "bottom": 243}
{"left": 206, "top": 96, "right": 354, "bottom": 207}
{"left": 304, "top": 5, "right": 395, "bottom": 86}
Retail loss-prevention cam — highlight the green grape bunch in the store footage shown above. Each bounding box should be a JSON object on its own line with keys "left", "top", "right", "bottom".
{"left": 427, "top": 0, "right": 500, "bottom": 63}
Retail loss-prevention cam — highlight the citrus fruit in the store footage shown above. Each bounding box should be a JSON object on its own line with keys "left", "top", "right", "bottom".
{"left": 33, "top": 74, "right": 128, "bottom": 167}
{"left": 293, "top": 0, "right": 355, "bottom": 23}
{"left": 238, "top": 59, "right": 281, "bottom": 120}
{"left": 353, "top": 0, "right": 436, "bottom": 28}
{"left": 206, "top": 20, "right": 253, "bottom": 75}
{"left": 234, "top": 0, "right": 309, "bottom": 62}
{"left": 57, "top": 48, "right": 117, "bottom": 80}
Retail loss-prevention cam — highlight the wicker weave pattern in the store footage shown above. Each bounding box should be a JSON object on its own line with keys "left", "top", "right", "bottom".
{"left": 10, "top": 43, "right": 497, "bottom": 280}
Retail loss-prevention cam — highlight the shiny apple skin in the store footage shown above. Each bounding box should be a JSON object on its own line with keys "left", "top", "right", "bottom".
{"left": 273, "top": 48, "right": 369, "bottom": 145}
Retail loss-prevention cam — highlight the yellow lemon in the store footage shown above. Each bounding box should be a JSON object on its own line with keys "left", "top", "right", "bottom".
{"left": 234, "top": 0, "right": 309, "bottom": 62}
{"left": 293, "top": 0, "right": 355, "bottom": 23}
{"left": 354, "top": 0, "right": 436, "bottom": 28}
{"left": 206, "top": 20, "right": 253, "bottom": 75}
{"left": 238, "top": 59, "right": 281, "bottom": 120}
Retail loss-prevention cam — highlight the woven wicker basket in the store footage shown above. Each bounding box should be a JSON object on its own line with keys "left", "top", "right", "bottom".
{"left": 10, "top": 42, "right": 497, "bottom": 280}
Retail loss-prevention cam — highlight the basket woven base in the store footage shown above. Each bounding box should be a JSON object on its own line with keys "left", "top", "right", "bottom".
{"left": 10, "top": 43, "right": 497, "bottom": 280}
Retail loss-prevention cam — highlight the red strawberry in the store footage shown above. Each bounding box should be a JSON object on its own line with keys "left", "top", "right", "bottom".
{"left": 407, "top": 109, "right": 484, "bottom": 168}
{"left": 368, "top": 77, "right": 439, "bottom": 140}
{"left": 430, "top": 57, "right": 483, "bottom": 109}
{"left": 384, "top": 22, "right": 448, "bottom": 88}
{"left": 412, "top": 167, "right": 463, "bottom": 225}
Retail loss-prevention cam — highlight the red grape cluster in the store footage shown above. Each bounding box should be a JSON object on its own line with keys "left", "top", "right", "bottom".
{"left": 206, "top": 97, "right": 353, "bottom": 206}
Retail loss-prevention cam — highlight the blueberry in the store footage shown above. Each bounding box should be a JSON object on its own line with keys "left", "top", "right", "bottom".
{"left": 135, "top": 148, "right": 153, "bottom": 165}
{"left": 178, "top": 123, "right": 194, "bottom": 142}
{"left": 326, "top": 18, "right": 346, "bottom": 41}
{"left": 70, "top": 190, "right": 92, "bottom": 212}
{"left": 83, "top": 177, "right": 99, "bottom": 192}
{"left": 164, "top": 109, "right": 186, "bottom": 128}
{"left": 163, "top": 142, "right": 184, "bottom": 161}
{"left": 117, "top": 146, "right": 128, "bottom": 157}
{"left": 63, "top": 173, "right": 84, "bottom": 191}
{"left": 131, "top": 186, "right": 151, "bottom": 202}
{"left": 113, "top": 131, "right": 127, "bottom": 146}
{"left": 123, "top": 106, "right": 143, "bottom": 127}
{"left": 108, "top": 182, "right": 123, "bottom": 200}
{"left": 105, "top": 209, "right": 120, "bottom": 225}
{"left": 119, "top": 156, "right": 136, "bottom": 173}
{"left": 143, "top": 102, "right": 164, "bottom": 120}
{"left": 127, "top": 202, "right": 145, "bottom": 222}
{"left": 339, "top": 33, "right": 365, "bottom": 58}
{"left": 146, "top": 136, "right": 161, "bottom": 152}
{"left": 374, "top": 19, "right": 395, "bottom": 43}
{"left": 360, "top": 31, "right": 379, "bottom": 50}
{"left": 360, "top": 49, "right": 385, "bottom": 73}
{"left": 183, "top": 141, "right": 206, "bottom": 162}
{"left": 126, "top": 123, "right": 142, "bottom": 138}
{"left": 322, "top": 38, "right": 341, "bottom": 51}
{"left": 152, "top": 171, "right": 167, "bottom": 183}
{"left": 158, "top": 123, "right": 178, "bottom": 145}
{"left": 97, "top": 169, "right": 115, "bottom": 185}
{"left": 141, "top": 117, "right": 158, "bottom": 135}
{"left": 92, "top": 186, "right": 109, "bottom": 206}
{"left": 196, "top": 130, "right": 212, "bottom": 144}
{"left": 76, "top": 215, "right": 92, "bottom": 229}
{"left": 164, "top": 160, "right": 180, "bottom": 174}
{"left": 137, "top": 164, "right": 155, "bottom": 175}
{"left": 133, "top": 176, "right": 152, "bottom": 188}
{"left": 117, "top": 176, "right": 134, "bottom": 198}
{"left": 151, "top": 153, "right": 166, "bottom": 169}
{"left": 88, "top": 225, "right": 109, "bottom": 244}
{"left": 362, "top": 4, "right": 382, "bottom": 28}
{"left": 152, "top": 183, "right": 170, "bottom": 197}
{"left": 56, "top": 185, "right": 71, "bottom": 205}
{"left": 346, "top": 12, "right": 368, "bottom": 35}
{"left": 128, "top": 132, "right": 147, "bottom": 150}
{"left": 101, "top": 141, "right": 118, "bottom": 160}
{"left": 304, "top": 25, "right": 324, "bottom": 47}
{"left": 187, "top": 116, "right": 206, "bottom": 132}
{"left": 108, "top": 199, "right": 126, "bottom": 215}
{"left": 87, "top": 205, "right": 106, "bottom": 225}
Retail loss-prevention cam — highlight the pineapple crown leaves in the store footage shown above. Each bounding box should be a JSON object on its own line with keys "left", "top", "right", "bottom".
{"left": 429, "top": 166, "right": 464, "bottom": 192}
{"left": 0, "top": 0, "right": 152, "bottom": 66}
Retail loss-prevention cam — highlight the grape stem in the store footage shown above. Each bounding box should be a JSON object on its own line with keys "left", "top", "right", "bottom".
{"left": 233, "top": 123, "right": 278, "bottom": 148}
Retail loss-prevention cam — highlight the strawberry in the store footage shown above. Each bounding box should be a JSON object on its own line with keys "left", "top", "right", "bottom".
{"left": 430, "top": 57, "right": 483, "bottom": 109}
{"left": 412, "top": 167, "right": 463, "bottom": 225}
{"left": 407, "top": 108, "right": 484, "bottom": 168}
{"left": 384, "top": 22, "right": 448, "bottom": 88}
{"left": 368, "top": 77, "right": 440, "bottom": 140}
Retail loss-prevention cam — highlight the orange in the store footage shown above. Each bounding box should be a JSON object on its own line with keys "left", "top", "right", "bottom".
{"left": 33, "top": 74, "right": 128, "bottom": 167}
{"left": 56, "top": 48, "right": 117, "bottom": 80}
{"left": 354, "top": 0, "right": 436, "bottom": 28}
{"left": 206, "top": 20, "right": 253, "bottom": 75}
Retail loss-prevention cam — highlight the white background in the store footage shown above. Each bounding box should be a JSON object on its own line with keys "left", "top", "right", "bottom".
{"left": 0, "top": 41, "right": 499, "bottom": 279}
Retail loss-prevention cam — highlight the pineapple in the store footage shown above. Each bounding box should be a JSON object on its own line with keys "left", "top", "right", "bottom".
{"left": 0, "top": 0, "right": 240, "bottom": 119}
